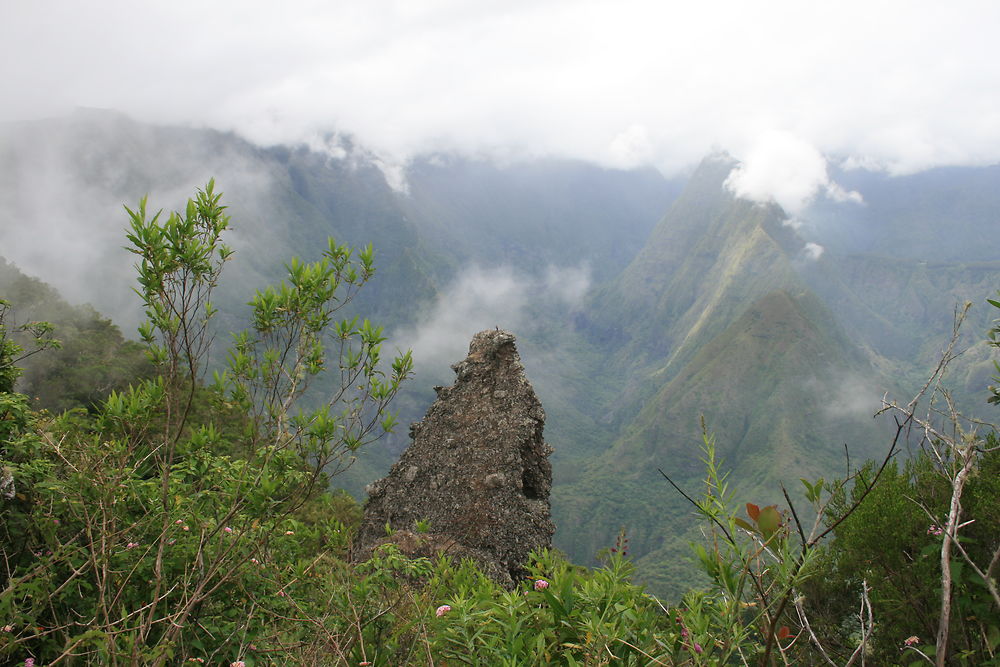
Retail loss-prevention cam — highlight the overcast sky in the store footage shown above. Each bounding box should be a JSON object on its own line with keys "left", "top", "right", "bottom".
{"left": 4, "top": 0, "right": 1000, "bottom": 206}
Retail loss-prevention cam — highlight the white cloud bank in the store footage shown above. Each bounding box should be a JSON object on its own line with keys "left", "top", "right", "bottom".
{"left": 803, "top": 242, "right": 825, "bottom": 261}
{"left": 393, "top": 264, "right": 590, "bottom": 372}
{"left": 3, "top": 0, "right": 1000, "bottom": 184}
{"left": 724, "top": 131, "right": 863, "bottom": 215}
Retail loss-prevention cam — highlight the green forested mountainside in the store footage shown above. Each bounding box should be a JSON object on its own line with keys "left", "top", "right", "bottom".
{"left": 556, "top": 289, "right": 893, "bottom": 596}
{"left": 3, "top": 112, "right": 1000, "bottom": 599}
{"left": 0, "top": 109, "right": 681, "bottom": 495}
{"left": 400, "top": 155, "right": 681, "bottom": 280}
{"left": 572, "top": 156, "right": 838, "bottom": 453}
{"left": 0, "top": 110, "right": 439, "bottom": 332}
{"left": 0, "top": 258, "right": 152, "bottom": 411}
{"left": 806, "top": 163, "right": 1000, "bottom": 263}
{"left": 581, "top": 157, "right": 801, "bottom": 398}
{"left": 553, "top": 156, "right": 1000, "bottom": 592}
{"left": 0, "top": 110, "right": 676, "bottom": 331}
{"left": 803, "top": 254, "right": 1000, "bottom": 363}
{"left": 2, "top": 182, "right": 996, "bottom": 663}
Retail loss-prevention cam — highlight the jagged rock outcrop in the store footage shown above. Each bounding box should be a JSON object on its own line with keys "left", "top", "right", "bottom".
{"left": 354, "top": 329, "right": 554, "bottom": 587}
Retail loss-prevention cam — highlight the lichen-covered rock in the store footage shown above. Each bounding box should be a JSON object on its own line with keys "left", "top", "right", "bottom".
{"left": 354, "top": 329, "right": 554, "bottom": 587}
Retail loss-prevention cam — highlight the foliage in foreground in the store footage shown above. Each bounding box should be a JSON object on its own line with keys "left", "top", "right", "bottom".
{"left": 1, "top": 184, "right": 999, "bottom": 666}
{"left": 1, "top": 182, "right": 412, "bottom": 664}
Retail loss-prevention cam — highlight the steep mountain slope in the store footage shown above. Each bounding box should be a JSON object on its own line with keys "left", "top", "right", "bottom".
{"left": 5, "top": 110, "right": 998, "bottom": 599}
{"left": 576, "top": 156, "right": 811, "bottom": 428}
{"left": 0, "top": 110, "right": 679, "bottom": 331}
{"left": 0, "top": 109, "right": 438, "bottom": 333}
{"left": 556, "top": 288, "right": 890, "bottom": 595}
{"left": 0, "top": 258, "right": 153, "bottom": 411}
{"left": 400, "top": 155, "right": 681, "bottom": 280}
{"left": 0, "top": 110, "right": 680, "bottom": 497}
{"left": 550, "top": 160, "right": 893, "bottom": 592}
{"left": 552, "top": 155, "right": 1000, "bottom": 595}
{"left": 805, "top": 164, "right": 1000, "bottom": 263}
{"left": 801, "top": 254, "right": 1000, "bottom": 359}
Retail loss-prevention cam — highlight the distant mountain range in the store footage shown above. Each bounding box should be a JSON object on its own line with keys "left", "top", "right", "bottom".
{"left": 3, "top": 110, "right": 998, "bottom": 596}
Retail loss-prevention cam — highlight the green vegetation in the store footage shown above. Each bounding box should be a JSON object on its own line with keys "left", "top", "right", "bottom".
{"left": 1, "top": 183, "right": 413, "bottom": 664}
{"left": 2, "top": 183, "right": 998, "bottom": 665}
{"left": 0, "top": 259, "right": 153, "bottom": 412}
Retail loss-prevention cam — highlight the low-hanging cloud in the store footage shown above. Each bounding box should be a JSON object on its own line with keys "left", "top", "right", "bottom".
{"left": 0, "top": 116, "right": 291, "bottom": 331}
{"left": 724, "top": 131, "right": 863, "bottom": 215}
{"left": 802, "top": 242, "right": 825, "bottom": 261}
{"left": 3, "top": 1, "right": 1000, "bottom": 182}
{"left": 393, "top": 263, "right": 590, "bottom": 373}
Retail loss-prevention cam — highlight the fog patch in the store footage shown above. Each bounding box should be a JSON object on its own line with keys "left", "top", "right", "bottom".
{"left": 371, "top": 156, "right": 410, "bottom": 195}
{"left": 725, "top": 131, "right": 862, "bottom": 215}
{"left": 803, "top": 373, "right": 883, "bottom": 421}
{"left": 0, "top": 116, "right": 280, "bottom": 331}
{"left": 608, "top": 124, "right": 654, "bottom": 169}
{"left": 802, "top": 242, "right": 825, "bottom": 261}
{"left": 394, "top": 263, "right": 590, "bottom": 372}
{"left": 303, "top": 132, "right": 350, "bottom": 161}
{"left": 543, "top": 264, "right": 591, "bottom": 304}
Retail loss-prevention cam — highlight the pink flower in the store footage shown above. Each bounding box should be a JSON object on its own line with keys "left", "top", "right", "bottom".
{"left": 175, "top": 520, "right": 184, "bottom": 525}
{"left": 277, "top": 590, "right": 287, "bottom": 597}
{"left": 927, "top": 525, "right": 943, "bottom": 536}
{"left": 126, "top": 542, "right": 139, "bottom": 550}
{"left": 436, "top": 604, "right": 451, "bottom": 617}
{"left": 25, "top": 660, "right": 35, "bottom": 667}
{"left": 681, "top": 627, "right": 689, "bottom": 638}
{"left": 694, "top": 643, "right": 703, "bottom": 654}
{"left": 534, "top": 579, "right": 549, "bottom": 591}
{"left": 231, "top": 662, "right": 246, "bottom": 667}
{"left": 905, "top": 636, "right": 920, "bottom": 646}
{"left": 2, "top": 625, "right": 12, "bottom": 632}
{"left": 285, "top": 530, "right": 294, "bottom": 535}
{"left": 223, "top": 526, "right": 233, "bottom": 534}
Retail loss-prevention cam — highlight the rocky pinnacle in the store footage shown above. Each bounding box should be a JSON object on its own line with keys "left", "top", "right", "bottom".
{"left": 354, "top": 329, "right": 554, "bottom": 587}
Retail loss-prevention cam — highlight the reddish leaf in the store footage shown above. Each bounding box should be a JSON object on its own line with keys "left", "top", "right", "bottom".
{"left": 746, "top": 503, "right": 761, "bottom": 521}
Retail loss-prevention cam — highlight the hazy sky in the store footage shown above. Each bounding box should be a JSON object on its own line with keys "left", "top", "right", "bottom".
{"left": 4, "top": 0, "right": 999, "bottom": 206}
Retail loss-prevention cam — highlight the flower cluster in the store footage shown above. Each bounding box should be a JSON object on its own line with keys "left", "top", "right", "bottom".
{"left": 534, "top": 579, "right": 549, "bottom": 591}
{"left": 436, "top": 604, "right": 451, "bottom": 617}
{"left": 675, "top": 613, "right": 703, "bottom": 654}
{"left": 610, "top": 530, "right": 630, "bottom": 557}
{"left": 927, "top": 524, "right": 943, "bottom": 536}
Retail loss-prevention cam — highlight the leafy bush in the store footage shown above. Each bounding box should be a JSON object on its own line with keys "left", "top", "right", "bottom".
{"left": 0, "top": 182, "right": 411, "bottom": 665}
{"left": 3, "top": 181, "right": 999, "bottom": 666}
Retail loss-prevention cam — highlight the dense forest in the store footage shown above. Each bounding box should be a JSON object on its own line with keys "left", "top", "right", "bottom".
{"left": 2, "top": 181, "right": 999, "bottom": 665}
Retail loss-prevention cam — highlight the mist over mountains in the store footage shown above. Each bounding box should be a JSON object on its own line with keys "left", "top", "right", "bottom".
{"left": 2, "top": 110, "right": 998, "bottom": 594}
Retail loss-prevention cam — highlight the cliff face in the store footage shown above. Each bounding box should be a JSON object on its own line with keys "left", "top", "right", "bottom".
{"left": 355, "top": 329, "right": 554, "bottom": 586}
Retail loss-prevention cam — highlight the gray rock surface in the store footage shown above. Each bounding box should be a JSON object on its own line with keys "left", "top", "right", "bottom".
{"left": 354, "top": 329, "right": 554, "bottom": 587}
